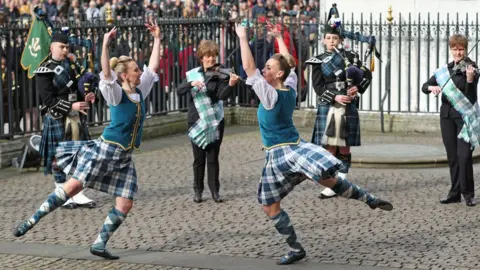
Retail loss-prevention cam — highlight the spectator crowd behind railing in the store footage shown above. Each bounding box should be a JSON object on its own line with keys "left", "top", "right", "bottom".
{"left": 0, "top": 0, "right": 321, "bottom": 23}
{"left": 0, "top": 0, "right": 322, "bottom": 140}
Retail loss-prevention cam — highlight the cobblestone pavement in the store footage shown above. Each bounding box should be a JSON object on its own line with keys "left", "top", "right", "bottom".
{"left": 1, "top": 126, "right": 480, "bottom": 269}
{"left": 0, "top": 254, "right": 211, "bottom": 270}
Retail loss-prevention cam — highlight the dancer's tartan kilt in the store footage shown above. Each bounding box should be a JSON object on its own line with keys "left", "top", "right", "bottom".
{"left": 55, "top": 139, "right": 138, "bottom": 200}
{"left": 258, "top": 139, "right": 342, "bottom": 205}
{"left": 311, "top": 102, "right": 361, "bottom": 146}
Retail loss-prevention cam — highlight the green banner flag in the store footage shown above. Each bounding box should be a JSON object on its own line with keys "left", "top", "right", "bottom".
{"left": 20, "top": 18, "right": 51, "bottom": 79}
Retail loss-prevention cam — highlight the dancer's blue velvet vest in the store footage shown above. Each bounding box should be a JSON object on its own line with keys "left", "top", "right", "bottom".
{"left": 257, "top": 87, "right": 300, "bottom": 149}
{"left": 101, "top": 89, "right": 145, "bottom": 150}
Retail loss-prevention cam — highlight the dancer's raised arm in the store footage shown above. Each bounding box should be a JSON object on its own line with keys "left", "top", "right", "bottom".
{"left": 145, "top": 20, "right": 161, "bottom": 72}
{"left": 101, "top": 27, "right": 117, "bottom": 81}
{"left": 137, "top": 21, "right": 161, "bottom": 98}
{"left": 267, "top": 22, "right": 289, "bottom": 56}
{"left": 236, "top": 23, "right": 278, "bottom": 110}
{"left": 235, "top": 24, "right": 257, "bottom": 78}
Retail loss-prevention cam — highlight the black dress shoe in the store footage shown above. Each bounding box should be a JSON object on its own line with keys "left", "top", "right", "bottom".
{"left": 319, "top": 193, "right": 338, "bottom": 200}
{"left": 318, "top": 188, "right": 338, "bottom": 200}
{"left": 90, "top": 247, "right": 119, "bottom": 260}
{"left": 466, "top": 198, "right": 476, "bottom": 207}
{"left": 276, "top": 249, "right": 306, "bottom": 265}
{"left": 78, "top": 202, "right": 97, "bottom": 208}
{"left": 13, "top": 221, "right": 33, "bottom": 237}
{"left": 212, "top": 192, "right": 223, "bottom": 203}
{"left": 439, "top": 197, "right": 461, "bottom": 204}
{"left": 367, "top": 198, "right": 393, "bottom": 211}
{"left": 61, "top": 203, "right": 78, "bottom": 209}
{"left": 194, "top": 192, "right": 202, "bottom": 203}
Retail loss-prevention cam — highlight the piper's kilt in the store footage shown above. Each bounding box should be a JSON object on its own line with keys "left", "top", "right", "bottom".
{"left": 258, "top": 139, "right": 342, "bottom": 205}
{"left": 55, "top": 139, "right": 138, "bottom": 200}
{"left": 40, "top": 116, "right": 65, "bottom": 175}
{"left": 311, "top": 103, "right": 361, "bottom": 147}
{"left": 39, "top": 115, "right": 90, "bottom": 176}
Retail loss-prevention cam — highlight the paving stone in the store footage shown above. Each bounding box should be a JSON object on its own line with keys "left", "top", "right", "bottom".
{"left": 0, "top": 254, "right": 214, "bottom": 269}
{"left": 1, "top": 127, "right": 479, "bottom": 269}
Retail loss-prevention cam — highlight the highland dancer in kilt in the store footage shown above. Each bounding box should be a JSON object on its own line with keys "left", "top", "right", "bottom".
{"left": 36, "top": 31, "right": 97, "bottom": 209}
{"left": 13, "top": 22, "right": 162, "bottom": 260}
{"left": 236, "top": 23, "right": 392, "bottom": 265}
{"left": 307, "top": 23, "right": 372, "bottom": 199}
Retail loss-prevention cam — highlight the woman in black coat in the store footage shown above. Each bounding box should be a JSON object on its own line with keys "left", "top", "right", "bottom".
{"left": 422, "top": 34, "right": 479, "bottom": 207}
{"left": 177, "top": 40, "right": 239, "bottom": 203}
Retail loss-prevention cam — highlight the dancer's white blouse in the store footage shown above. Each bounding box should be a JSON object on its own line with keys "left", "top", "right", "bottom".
{"left": 245, "top": 69, "right": 298, "bottom": 110}
{"left": 99, "top": 65, "right": 159, "bottom": 105}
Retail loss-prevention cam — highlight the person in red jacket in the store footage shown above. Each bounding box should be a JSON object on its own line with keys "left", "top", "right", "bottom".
{"left": 260, "top": 16, "right": 304, "bottom": 100}
{"left": 258, "top": 16, "right": 298, "bottom": 64}
{"left": 178, "top": 44, "right": 194, "bottom": 81}
{"left": 152, "top": 44, "right": 173, "bottom": 114}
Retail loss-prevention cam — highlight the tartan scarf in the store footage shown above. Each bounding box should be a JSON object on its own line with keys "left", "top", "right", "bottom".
{"left": 186, "top": 67, "right": 224, "bottom": 149}
{"left": 434, "top": 64, "right": 480, "bottom": 149}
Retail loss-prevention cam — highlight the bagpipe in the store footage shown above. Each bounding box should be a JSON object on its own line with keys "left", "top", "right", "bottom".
{"left": 33, "top": 6, "right": 99, "bottom": 96}
{"left": 327, "top": 3, "right": 382, "bottom": 72}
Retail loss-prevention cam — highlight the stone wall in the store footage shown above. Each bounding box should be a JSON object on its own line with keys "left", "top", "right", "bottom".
{"left": 0, "top": 108, "right": 440, "bottom": 169}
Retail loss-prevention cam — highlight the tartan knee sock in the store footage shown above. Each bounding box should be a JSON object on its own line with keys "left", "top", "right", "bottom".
{"left": 336, "top": 153, "right": 351, "bottom": 174}
{"left": 330, "top": 174, "right": 376, "bottom": 204}
{"left": 271, "top": 210, "right": 303, "bottom": 252}
{"left": 28, "top": 187, "right": 69, "bottom": 226}
{"left": 91, "top": 207, "right": 127, "bottom": 250}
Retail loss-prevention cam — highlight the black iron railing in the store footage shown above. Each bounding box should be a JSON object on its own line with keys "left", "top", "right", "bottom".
{"left": 1, "top": 13, "right": 478, "bottom": 139}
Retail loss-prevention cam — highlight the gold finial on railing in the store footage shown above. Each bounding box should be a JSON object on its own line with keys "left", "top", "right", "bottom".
{"left": 106, "top": 4, "right": 114, "bottom": 25}
{"left": 386, "top": 5, "right": 393, "bottom": 24}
